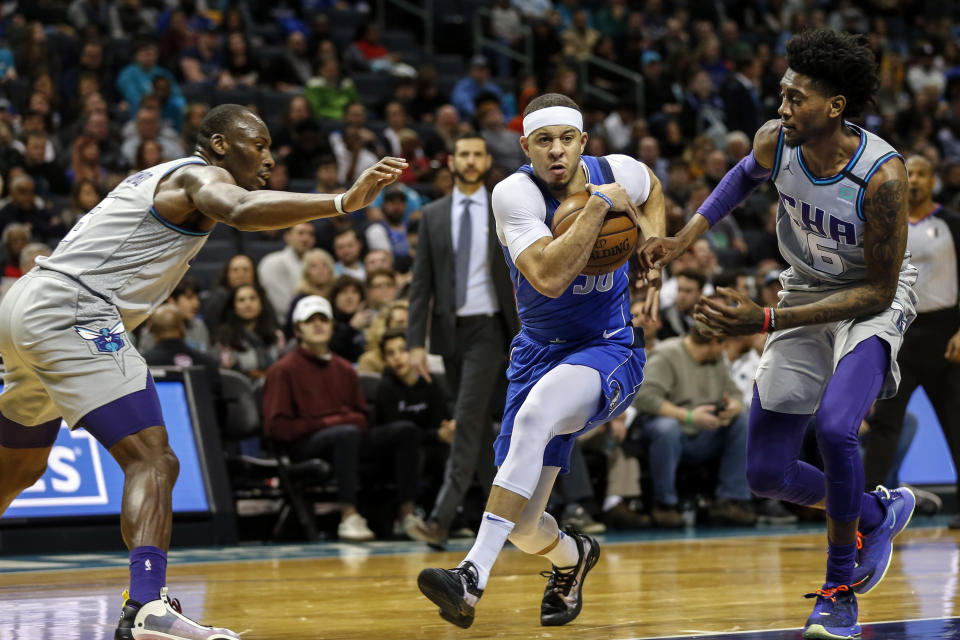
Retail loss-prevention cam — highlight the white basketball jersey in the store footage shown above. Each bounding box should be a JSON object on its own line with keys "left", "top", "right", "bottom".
{"left": 36, "top": 157, "right": 211, "bottom": 329}
{"left": 772, "top": 124, "right": 910, "bottom": 288}
{"left": 907, "top": 207, "right": 960, "bottom": 313}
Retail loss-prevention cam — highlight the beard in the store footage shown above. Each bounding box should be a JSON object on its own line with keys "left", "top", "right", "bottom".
{"left": 783, "top": 133, "right": 803, "bottom": 148}
{"left": 908, "top": 187, "right": 930, "bottom": 208}
{"left": 540, "top": 166, "right": 578, "bottom": 194}
{"left": 452, "top": 166, "right": 487, "bottom": 186}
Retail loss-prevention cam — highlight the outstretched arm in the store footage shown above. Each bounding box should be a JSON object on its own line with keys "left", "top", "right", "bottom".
{"left": 188, "top": 157, "right": 407, "bottom": 231}
{"left": 640, "top": 119, "right": 781, "bottom": 270}
{"left": 697, "top": 159, "right": 908, "bottom": 335}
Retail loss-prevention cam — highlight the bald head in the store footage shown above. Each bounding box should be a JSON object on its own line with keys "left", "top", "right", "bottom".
{"left": 906, "top": 154, "right": 936, "bottom": 210}
{"left": 195, "top": 104, "right": 263, "bottom": 150}
{"left": 149, "top": 304, "right": 186, "bottom": 340}
{"left": 195, "top": 103, "right": 274, "bottom": 191}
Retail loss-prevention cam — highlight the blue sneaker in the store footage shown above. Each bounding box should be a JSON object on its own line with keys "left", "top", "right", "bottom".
{"left": 802, "top": 584, "right": 861, "bottom": 639}
{"left": 852, "top": 485, "right": 916, "bottom": 595}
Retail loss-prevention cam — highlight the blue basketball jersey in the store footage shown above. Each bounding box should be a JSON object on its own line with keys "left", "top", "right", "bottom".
{"left": 501, "top": 155, "right": 633, "bottom": 344}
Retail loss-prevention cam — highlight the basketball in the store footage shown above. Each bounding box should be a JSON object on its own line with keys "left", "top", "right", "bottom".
{"left": 551, "top": 190, "right": 641, "bottom": 276}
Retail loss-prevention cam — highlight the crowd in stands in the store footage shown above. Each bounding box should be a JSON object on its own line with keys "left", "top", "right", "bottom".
{"left": 0, "top": 0, "right": 958, "bottom": 540}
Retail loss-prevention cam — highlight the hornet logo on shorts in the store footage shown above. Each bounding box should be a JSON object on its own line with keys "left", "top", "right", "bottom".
{"left": 889, "top": 301, "right": 907, "bottom": 335}
{"left": 75, "top": 321, "right": 128, "bottom": 373}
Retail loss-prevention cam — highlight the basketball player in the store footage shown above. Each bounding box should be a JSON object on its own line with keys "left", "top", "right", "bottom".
{"left": 640, "top": 30, "right": 917, "bottom": 639}
{"left": 417, "top": 93, "right": 665, "bottom": 628}
{"left": 0, "top": 104, "right": 406, "bottom": 640}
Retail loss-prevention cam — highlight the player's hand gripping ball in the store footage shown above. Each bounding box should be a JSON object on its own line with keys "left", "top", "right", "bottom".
{"left": 550, "top": 191, "right": 641, "bottom": 275}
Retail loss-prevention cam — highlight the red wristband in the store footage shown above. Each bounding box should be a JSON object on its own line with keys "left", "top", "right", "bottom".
{"left": 761, "top": 307, "right": 771, "bottom": 334}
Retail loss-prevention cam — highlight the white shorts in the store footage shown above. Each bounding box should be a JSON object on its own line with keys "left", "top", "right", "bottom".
{"left": 0, "top": 271, "right": 149, "bottom": 428}
{"left": 755, "top": 266, "right": 918, "bottom": 414}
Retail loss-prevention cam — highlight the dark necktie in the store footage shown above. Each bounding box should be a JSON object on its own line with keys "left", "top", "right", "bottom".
{"left": 455, "top": 198, "right": 474, "bottom": 308}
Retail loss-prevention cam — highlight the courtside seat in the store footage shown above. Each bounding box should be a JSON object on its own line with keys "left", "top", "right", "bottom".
{"left": 219, "top": 369, "right": 334, "bottom": 541}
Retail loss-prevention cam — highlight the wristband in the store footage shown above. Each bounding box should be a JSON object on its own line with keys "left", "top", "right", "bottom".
{"left": 769, "top": 307, "right": 777, "bottom": 332}
{"left": 761, "top": 307, "right": 771, "bottom": 334}
{"left": 685, "top": 409, "right": 693, "bottom": 425}
{"left": 334, "top": 193, "right": 347, "bottom": 214}
{"left": 591, "top": 190, "right": 614, "bottom": 209}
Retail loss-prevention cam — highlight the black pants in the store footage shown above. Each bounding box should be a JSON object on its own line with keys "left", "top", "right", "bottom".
{"left": 863, "top": 309, "right": 960, "bottom": 494}
{"left": 419, "top": 440, "right": 451, "bottom": 506}
{"left": 291, "top": 421, "right": 421, "bottom": 506}
{"left": 432, "top": 314, "right": 506, "bottom": 528}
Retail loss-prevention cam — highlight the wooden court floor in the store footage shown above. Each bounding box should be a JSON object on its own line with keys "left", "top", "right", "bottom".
{"left": 1, "top": 523, "right": 959, "bottom": 639}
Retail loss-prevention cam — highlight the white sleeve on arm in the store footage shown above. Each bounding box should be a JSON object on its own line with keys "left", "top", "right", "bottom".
{"left": 607, "top": 154, "right": 651, "bottom": 205}
{"left": 492, "top": 173, "right": 552, "bottom": 263}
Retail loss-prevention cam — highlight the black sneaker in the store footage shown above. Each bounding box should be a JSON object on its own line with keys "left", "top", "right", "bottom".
{"left": 115, "top": 595, "right": 141, "bottom": 640}
{"left": 910, "top": 486, "right": 942, "bottom": 516}
{"left": 540, "top": 526, "right": 601, "bottom": 626}
{"left": 417, "top": 560, "right": 484, "bottom": 628}
{"left": 115, "top": 587, "right": 240, "bottom": 639}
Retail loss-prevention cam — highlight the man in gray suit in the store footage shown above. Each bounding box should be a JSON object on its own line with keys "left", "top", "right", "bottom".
{"left": 408, "top": 132, "right": 520, "bottom": 547}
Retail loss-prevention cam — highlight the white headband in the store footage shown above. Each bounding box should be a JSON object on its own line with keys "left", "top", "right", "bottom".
{"left": 522, "top": 106, "right": 584, "bottom": 138}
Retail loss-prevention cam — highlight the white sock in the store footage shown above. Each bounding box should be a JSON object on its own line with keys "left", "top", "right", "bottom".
{"left": 544, "top": 529, "right": 580, "bottom": 568}
{"left": 463, "top": 512, "right": 515, "bottom": 590}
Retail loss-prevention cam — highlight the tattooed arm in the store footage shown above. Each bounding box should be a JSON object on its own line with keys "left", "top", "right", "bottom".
{"left": 695, "top": 159, "right": 908, "bottom": 335}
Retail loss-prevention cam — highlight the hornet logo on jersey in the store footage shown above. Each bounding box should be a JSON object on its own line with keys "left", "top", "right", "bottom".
{"left": 75, "top": 321, "right": 128, "bottom": 372}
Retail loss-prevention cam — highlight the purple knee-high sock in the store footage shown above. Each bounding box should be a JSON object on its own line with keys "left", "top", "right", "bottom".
{"left": 129, "top": 546, "right": 167, "bottom": 604}
{"left": 816, "top": 338, "right": 889, "bottom": 523}
{"left": 817, "top": 338, "right": 889, "bottom": 587}
{"left": 748, "top": 337, "right": 891, "bottom": 589}
{"left": 826, "top": 541, "right": 857, "bottom": 588}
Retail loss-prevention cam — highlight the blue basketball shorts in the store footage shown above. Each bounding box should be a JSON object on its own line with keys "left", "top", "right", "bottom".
{"left": 493, "top": 328, "right": 646, "bottom": 474}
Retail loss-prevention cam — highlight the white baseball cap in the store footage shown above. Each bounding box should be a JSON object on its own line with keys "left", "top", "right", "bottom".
{"left": 292, "top": 296, "right": 333, "bottom": 324}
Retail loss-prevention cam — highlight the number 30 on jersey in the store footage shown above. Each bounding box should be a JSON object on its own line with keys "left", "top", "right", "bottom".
{"left": 573, "top": 273, "right": 615, "bottom": 295}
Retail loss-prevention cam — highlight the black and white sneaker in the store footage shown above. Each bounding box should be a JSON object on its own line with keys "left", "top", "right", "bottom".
{"left": 417, "top": 560, "right": 484, "bottom": 628}
{"left": 540, "top": 526, "right": 601, "bottom": 626}
{"left": 114, "top": 587, "right": 240, "bottom": 639}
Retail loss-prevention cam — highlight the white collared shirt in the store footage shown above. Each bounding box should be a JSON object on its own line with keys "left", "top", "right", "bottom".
{"left": 450, "top": 186, "right": 500, "bottom": 316}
